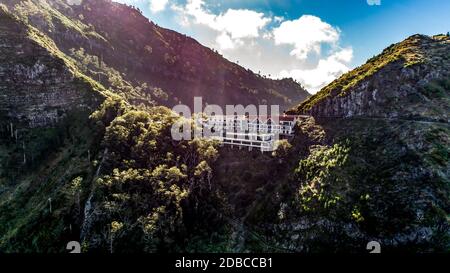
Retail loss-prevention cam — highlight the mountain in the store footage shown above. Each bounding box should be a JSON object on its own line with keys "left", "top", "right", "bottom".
{"left": 0, "top": 0, "right": 449, "bottom": 253}
{"left": 0, "top": 5, "right": 106, "bottom": 128}
{"left": 290, "top": 34, "right": 450, "bottom": 122}
{"left": 2, "top": 0, "right": 310, "bottom": 110}
{"left": 0, "top": 3, "right": 227, "bottom": 252}
{"left": 0, "top": 4, "right": 103, "bottom": 251}
{"left": 266, "top": 34, "right": 450, "bottom": 252}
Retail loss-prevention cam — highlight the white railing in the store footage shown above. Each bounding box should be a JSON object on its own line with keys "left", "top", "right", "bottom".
{"left": 198, "top": 115, "right": 300, "bottom": 152}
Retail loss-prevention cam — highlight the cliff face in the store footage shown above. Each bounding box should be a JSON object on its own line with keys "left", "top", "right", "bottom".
{"left": 295, "top": 35, "right": 450, "bottom": 122}
{"left": 0, "top": 6, "right": 103, "bottom": 128}
{"left": 2, "top": 0, "right": 310, "bottom": 110}
{"left": 0, "top": 6, "right": 111, "bottom": 253}
{"left": 268, "top": 34, "right": 450, "bottom": 252}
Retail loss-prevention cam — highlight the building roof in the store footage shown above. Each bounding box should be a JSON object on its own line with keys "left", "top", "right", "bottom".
{"left": 205, "top": 115, "right": 299, "bottom": 123}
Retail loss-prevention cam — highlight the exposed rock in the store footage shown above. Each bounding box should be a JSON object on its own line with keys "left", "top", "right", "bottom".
{"left": 295, "top": 35, "right": 450, "bottom": 123}
{"left": 0, "top": 7, "right": 103, "bottom": 128}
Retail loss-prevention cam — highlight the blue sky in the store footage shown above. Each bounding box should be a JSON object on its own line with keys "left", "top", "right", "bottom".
{"left": 116, "top": 0, "right": 450, "bottom": 93}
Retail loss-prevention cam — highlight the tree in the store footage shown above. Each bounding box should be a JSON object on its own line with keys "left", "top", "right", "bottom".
{"left": 272, "top": 140, "right": 292, "bottom": 162}
{"left": 83, "top": 100, "right": 228, "bottom": 252}
{"left": 68, "top": 177, "right": 83, "bottom": 212}
{"left": 110, "top": 221, "right": 124, "bottom": 254}
{"left": 194, "top": 161, "right": 213, "bottom": 189}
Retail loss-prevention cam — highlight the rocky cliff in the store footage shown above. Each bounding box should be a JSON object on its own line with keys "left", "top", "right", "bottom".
{"left": 293, "top": 35, "right": 450, "bottom": 122}
{"left": 266, "top": 34, "right": 450, "bottom": 253}
{"left": 0, "top": 5, "right": 104, "bottom": 128}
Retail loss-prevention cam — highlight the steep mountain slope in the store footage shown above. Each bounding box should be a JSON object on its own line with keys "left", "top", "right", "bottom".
{"left": 0, "top": 5, "right": 227, "bottom": 253}
{"left": 3, "top": 0, "right": 310, "bottom": 110}
{"left": 169, "top": 33, "right": 450, "bottom": 252}
{"left": 291, "top": 34, "right": 450, "bottom": 122}
{"left": 0, "top": 5, "right": 108, "bottom": 251}
{"left": 0, "top": 4, "right": 104, "bottom": 128}
{"left": 258, "top": 34, "right": 450, "bottom": 252}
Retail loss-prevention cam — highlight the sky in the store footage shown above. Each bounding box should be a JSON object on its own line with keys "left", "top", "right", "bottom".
{"left": 115, "top": 0, "right": 450, "bottom": 93}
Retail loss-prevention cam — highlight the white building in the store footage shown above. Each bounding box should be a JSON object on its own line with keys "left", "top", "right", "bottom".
{"left": 198, "top": 115, "right": 300, "bottom": 152}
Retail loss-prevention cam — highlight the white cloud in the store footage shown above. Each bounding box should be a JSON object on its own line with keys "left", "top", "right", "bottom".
{"left": 274, "top": 16, "right": 284, "bottom": 23}
{"left": 216, "top": 32, "right": 235, "bottom": 50}
{"left": 150, "top": 0, "right": 168, "bottom": 13}
{"left": 279, "top": 47, "right": 353, "bottom": 93}
{"left": 216, "top": 9, "right": 271, "bottom": 39}
{"left": 273, "top": 15, "right": 340, "bottom": 60}
{"left": 178, "top": 0, "right": 271, "bottom": 50}
{"left": 332, "top": 47, "right": 353, "bottom": 63}
{"left": 146, "top": 0, "right": 354, "bottom": 94}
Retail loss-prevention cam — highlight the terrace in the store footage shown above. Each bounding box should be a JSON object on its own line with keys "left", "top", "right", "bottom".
{"left": 198, "top": 115, "right": 304, "bottom": 152}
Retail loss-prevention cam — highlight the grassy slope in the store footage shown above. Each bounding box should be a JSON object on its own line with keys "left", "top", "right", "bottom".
{"left": 293, "top": 34, "right": 450, "bottom": 114}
